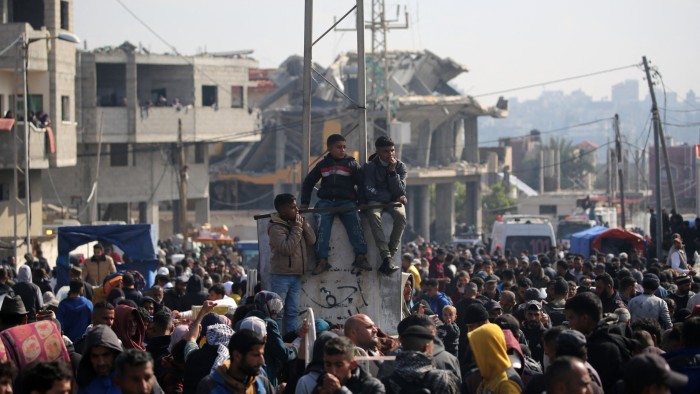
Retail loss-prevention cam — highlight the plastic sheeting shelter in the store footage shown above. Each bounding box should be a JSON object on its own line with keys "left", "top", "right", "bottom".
{"left": 55, "top": 224, "right": 159, "bottom": 288}
{"left": 570, "top": 226, "right": 608, "bottom": 258}
{"left": 591, "top": 228, "right": 646, "bottom": 257}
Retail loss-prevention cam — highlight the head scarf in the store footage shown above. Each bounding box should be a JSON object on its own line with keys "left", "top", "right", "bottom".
{"left": 207, "top": 323, "right": 235, "bottom": 373}
{"left": 17, "top": 265, "right": 32, "bottom": 283}
{"left": 168, "top": 324, "right": 189, "bottom": 353}
{"left": 253, "top": 291, "right": 284, "bottom": 318}
{"left": 113, "top": 304, "right": 146, "bottom": 350}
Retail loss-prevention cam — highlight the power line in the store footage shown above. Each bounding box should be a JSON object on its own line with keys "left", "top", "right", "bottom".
{"left": 470, "top": 63, "right": 642, "bottom": 98}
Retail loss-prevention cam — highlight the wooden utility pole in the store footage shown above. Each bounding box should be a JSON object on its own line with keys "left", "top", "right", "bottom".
{"left": 643, "top": 57, "right": 677, "bottom": 212}
{"left": 614, "top": 114, "right": 626, "bottom": 229}
{"left": 643, "top": 56, "right": 664, "bottom": 260}
{"left": 178, "top": 119, "right": 188, "bottom": 238}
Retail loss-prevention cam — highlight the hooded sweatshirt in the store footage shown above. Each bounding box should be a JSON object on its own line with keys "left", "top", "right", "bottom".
{"left": 468, "top": 323, "right": 521, "bottom": 394}
{"left": 177, "top": 274, "right": 208, "bottom": 311}
{"left": 296, "top": 331, "right": 339, "bottom": 394}
{"left": 113, "top": 304, "right": 146, "bottom": 350}
{"left": 77, "top": 325, "right": 123, "bottom": 393}
{"left": 57, "top": 292, "right": 93, "bottom": 342}
{"left": 12, "top": 264, "right": 43, "bottom": 321}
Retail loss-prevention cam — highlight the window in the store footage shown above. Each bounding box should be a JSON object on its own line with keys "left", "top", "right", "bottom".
{"left": 11, "top": 94, "right": 43, "bottom": 120}
{"left": 202, "top": 85, "right": 217, "bottom": 107}
{"left": 110, "top": 144, "right": 129, "bottom": 167}
{"left": 0, "top": 184, "right": 8, "bottom": 201}
{"left": 61, "top": 96, "right": 70, "bottom": 121}
{"left": 230, "top": 86, "right": 244, "bottom": 108}
{"left": 60, "top": 1, "right": 70, "bottom": 30}
{"left": 194, "top": 143, "right": 205, "bottom": 164}
{"left": 539, "top": 205, "right": 557, "bottom": 215}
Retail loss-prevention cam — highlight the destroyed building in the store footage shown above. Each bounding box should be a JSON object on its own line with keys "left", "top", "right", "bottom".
{"left": 212, "top": 50, "right": 508, "bottom": 242}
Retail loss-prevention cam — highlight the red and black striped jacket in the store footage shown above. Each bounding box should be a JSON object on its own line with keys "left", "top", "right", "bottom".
{"left": 301, "top": 154, "right": 363, "bottom": 205}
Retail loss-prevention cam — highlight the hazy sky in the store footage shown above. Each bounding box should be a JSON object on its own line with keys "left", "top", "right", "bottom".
{"left": 75, "top": 0, "right": 699, "bottom": 105}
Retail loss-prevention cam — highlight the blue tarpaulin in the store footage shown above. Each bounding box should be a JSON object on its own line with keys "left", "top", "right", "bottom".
{"left": 56, "top": 224, "right": 159, "bottom": 288}
{"left": 570, "top": 226, "right": 608, "bottom": 258}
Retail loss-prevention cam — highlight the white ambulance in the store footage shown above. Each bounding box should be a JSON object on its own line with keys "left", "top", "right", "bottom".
{"left": 490, "top": 215, "right": 557, "bottom": 255}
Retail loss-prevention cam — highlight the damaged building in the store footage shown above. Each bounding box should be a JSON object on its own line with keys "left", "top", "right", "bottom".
{"left": 212, "top": 50, "right": 508, "bottom": 242}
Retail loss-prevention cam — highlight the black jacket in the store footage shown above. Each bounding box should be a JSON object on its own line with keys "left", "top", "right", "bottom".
{"left": 314, "top": 365, "right": 385, "bottom": 394}
{"left": 362, "top": 156, "right": 407, "bottom": 203}
{"left": 183, "top": 343, "right": 220, "bottom": 394}
{"left": 586, "top": 323, "right": 635, "bottom": 393}
{"left": 177, "top": 275, "right": 208, "bottom": 312}
{"left": 301, "top": 154, "right": 363, "bottom": 205}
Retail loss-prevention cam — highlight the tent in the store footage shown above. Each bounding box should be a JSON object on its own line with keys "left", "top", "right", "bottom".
{"left": 55, "top": 224, "right": 159, "bottom": 288}
{"left": 570, "top": 226, "right": 608, "bottom": 258}
{"left": 591, "top": 228, "right": 646, "bottom": 257}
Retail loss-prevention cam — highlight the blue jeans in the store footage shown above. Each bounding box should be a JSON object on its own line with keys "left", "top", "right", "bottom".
{"left": 314, "top": 199, "right": 368, "bottom": 259}
{"left": 270, "top": 274, "right": 301, "bottom": 334}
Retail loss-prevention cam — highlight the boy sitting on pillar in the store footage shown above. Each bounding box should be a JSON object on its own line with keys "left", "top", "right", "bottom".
{"left": 363, "top": 136, "right": 405, "bottom": 275}
{"left": 301, "top": 134, "right": 370, "bottom": 275}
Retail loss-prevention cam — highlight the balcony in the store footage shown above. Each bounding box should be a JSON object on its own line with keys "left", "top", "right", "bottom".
{"left": 86, "top": 105, "right": 261, "bottom": 144}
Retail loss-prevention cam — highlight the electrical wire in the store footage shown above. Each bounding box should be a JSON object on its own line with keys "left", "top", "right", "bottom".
{"left": 470, "top": 63, "right": 642, "bottom": 98}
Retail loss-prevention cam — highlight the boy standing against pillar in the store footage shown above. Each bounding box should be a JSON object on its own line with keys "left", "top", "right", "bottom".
{"left": 301, "top": 134, "right": 371, "bottom": 275}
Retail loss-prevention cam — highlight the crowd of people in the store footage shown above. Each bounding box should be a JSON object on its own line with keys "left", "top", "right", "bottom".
{"left": 0, "top": 131, "right": 697, "bottom": 393}
{"left": 0, "top": 234, "right": 698, "bottom": 393}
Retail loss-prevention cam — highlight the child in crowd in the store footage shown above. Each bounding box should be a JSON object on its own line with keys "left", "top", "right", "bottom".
{"left": 437, "top": 305, "right": 460, "bottom": 356}
{"left": 301, "top": 134, "right": 370, "bottom": 275}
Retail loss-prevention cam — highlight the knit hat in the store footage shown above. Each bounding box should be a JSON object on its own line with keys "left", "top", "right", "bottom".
{"left": 464, "top": 303, "right": 489, "bottom": 324}
{"left": 400, "top": 325, "right": 434, "bottom": 340}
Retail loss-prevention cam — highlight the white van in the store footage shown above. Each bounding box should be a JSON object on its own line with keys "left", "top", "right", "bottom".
{"left": 490, "top": 215, "right": 556, "bottom": 255}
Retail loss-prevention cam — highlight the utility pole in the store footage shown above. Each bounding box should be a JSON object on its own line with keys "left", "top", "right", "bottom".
{"left": 178, "top": 119, "right": 188, "bottom": 239}
{"left": 614, "top": 114, "right": 626, "bottom": 229}
{"left": 643, "top": 57, "right": 677, "bottom": 212}
{"left": 301, "top": 0, "right": 313, "bottom": 180}
{"left": 642, "top": 56, "right": 664, "bottom": 260}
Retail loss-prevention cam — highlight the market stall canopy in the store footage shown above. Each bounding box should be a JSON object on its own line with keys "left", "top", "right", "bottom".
{"left": 570, "top": 226, "right": 609, "bottom": 258}
{"left": 591, "top": 228, "right": 646, "bottom": 258}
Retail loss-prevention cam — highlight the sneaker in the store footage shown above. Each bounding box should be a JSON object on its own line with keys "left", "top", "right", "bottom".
{"left": 352, "top": 254, "right": 372, "bottom": 271}
{"left": 378, "top": 257, "right": 400, "bottom": 276}
{"left": 312, "top": 258, "right": 331, "bottom": 275}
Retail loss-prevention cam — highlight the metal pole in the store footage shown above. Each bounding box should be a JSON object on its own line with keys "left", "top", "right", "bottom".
{"left": 301, "top": 0, "right": 313, "bottom": 180}
{"left": 178, "top": 119, "right": 188, "bottom": 239}
{"left": 22, "top": 36, "right": 31, "bottom": 256}
{"left": 643, "top": 56, "right": 663, "bottom": 260}
{"left": 357, "top": 0, "right": 367, "bottom": 163}
{"left": 615, "top": 114, "right": 626, "bottom": 229}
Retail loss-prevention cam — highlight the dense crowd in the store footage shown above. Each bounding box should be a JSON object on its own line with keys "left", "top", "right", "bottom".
{"left": 0, "top": 134, "right": 696, "bottom": 393}
{"left": 0, "top": 234, "right": 696, "bottom": 393}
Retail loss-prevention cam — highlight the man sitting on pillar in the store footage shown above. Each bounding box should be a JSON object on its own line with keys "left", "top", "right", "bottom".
{"left": 363, "top": 136, "right": 405, "bottom": 275}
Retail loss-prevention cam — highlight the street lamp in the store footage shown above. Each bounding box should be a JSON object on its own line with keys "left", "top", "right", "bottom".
{"left": 16, "top": 31, "right": 80, "bottom": 258}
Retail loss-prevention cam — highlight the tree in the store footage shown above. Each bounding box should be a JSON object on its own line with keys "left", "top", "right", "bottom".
{"left": 482, "top": 183, "right": 516, "bottom": 234}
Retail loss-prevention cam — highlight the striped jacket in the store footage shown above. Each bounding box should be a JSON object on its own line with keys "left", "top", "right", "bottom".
{"left": 301, "top": 154, "right": 363, "bottom": 204}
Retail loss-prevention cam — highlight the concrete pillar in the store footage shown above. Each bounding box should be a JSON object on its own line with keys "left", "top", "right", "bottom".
{"left": 126, "top": 52, "right": 138, "bottom": 137}
{"left": 465, "top": 179, "right": 482, "bottom": 234}
{"left": 413, "top": 185, "right": 431, "bottom": 241}
{"left": 139, "top": 201, "right": 159, "bottom": 225}
{"left": 406, "top": 185, "right": 417, "bottom": 231}
{"left": 435, "top": 121, "right": 454, "bottom": 167}
{"left": 434, "top": 183, "right": 455, "bottom": 242}
{"left": 461, "top": 116, "right": 479, "bottom": 163}
{"left": 194, "top": 197, "right": 210, "bottom": 226}
{"left": 416, "top": 119, "right": 432, "bottom": 167}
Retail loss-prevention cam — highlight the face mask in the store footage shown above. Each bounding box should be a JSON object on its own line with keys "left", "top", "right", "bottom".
{"left": 458, "top": 286, "right": 465, "bottom": 294}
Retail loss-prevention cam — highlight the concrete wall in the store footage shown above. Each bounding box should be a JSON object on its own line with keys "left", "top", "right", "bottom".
{"left": 256, "top": 213, "right": 402, "bottom": 334}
